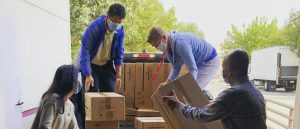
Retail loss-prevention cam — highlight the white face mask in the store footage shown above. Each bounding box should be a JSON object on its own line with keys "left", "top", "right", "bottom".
{"left": 156, "top": 40, "right": 167, "bottom": 51}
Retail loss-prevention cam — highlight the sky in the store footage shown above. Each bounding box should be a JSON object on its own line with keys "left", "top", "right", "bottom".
{"left": 161, "top": 0, "right": 300, "bottom": 48}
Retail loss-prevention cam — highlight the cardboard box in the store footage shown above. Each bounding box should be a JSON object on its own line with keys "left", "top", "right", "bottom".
{"left": 179, "top": 65, "right": 189, "bottom": 77}
{"left": 124, "top": 63, "right": 136, "bottom": 108}
{"left": 151, "top": 73, "right": 224, "bottom": 129}
{"left": 136, "top": 63, "right": 171, "bottom": 109}
{"left": 142, "top": 63, "right": 154, "bottom": 108}
{"left": 85, "top": 92, "right": 125, "bottom": 121}
{"left": 135, "top": 63, "right": 144, "bottom": 108}
{"left": 85, "top": 117, "right": 119, "bottom": 129}
{"left": 135, "top": 117, "right": 168, "bottom": 129}
{"left": 152, "top": 63, "right": 165, "bottom": 110}
{"left": 126, "top": 108, "right": 138, "bottom": 116}
{"left": 163, "top": 63, "right": 172, "bottom": 81}
{"left": 137, "top": 108, "right": 161, "bottom": 117}
{"left": 116, "top": 64, "right": 125, "bottom": 95}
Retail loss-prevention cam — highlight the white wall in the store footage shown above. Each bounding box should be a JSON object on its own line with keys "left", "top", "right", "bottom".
{"left": 250, "top": 47, "right": 278, "bottom": 80}
{"left": 0, "top": 0, "right": 70, "bottom": 128}
{"left": 0, "top": 10, "right": 23, "bottom": 129}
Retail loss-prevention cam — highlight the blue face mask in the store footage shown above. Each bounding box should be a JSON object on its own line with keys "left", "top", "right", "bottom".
{"left": 75, "top": 84, "right": 82, "bottom": 94}
{"left": 108, "top": 20, "right": 121, "bottom": 31}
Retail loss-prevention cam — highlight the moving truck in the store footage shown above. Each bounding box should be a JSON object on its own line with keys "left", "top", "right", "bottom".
{"left": 249, "top": 46, "right": 299, "bottom": 91}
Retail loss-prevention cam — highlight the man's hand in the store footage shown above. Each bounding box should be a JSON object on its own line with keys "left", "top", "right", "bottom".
{"left": 115, "top": 77, "right": 122, "bottom": 92}
{"left": 157, "top": 80, "right": 170, "bottom": 90}
{"left": 85, "top": 75, "right": 94, "bottom": 92}
{"left": 161, "top": 90, "right": 181, "bottom": 110}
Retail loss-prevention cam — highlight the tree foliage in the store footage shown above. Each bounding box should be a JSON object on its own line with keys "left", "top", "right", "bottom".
{"left": 283, "top": 10, "right": 300, "bottom": 56}
{"left": 70, "top": 0, "right": 204, "bottom": 59}
{"left": 221, "top": 11, "right": 300, "bottom": 57}
{"left": 221, "top": 17, "right": 286, "bottom": 55}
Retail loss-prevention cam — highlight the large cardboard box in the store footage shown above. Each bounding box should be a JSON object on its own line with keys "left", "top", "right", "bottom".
{"left": 135, "top": 117, "right": 168, "bottom": 129}
{"left": 135, "top": 63, "right": 144, "bottom": 108}
{"left": 142, "top": 63, "right": 155, "bottom": 108}
{"left": 152, "top": 63, "right": 165, "bottom": 110}
{"left": 163, "top": 63, "right": 172, "bottom": 81}
{"left": 85, "top": 117, "right": 119, "bottom": 129}
{"left": 151, "top": 73, "right": 224, "bottom": 129}
{"left": 116, "top": 64, "right": 125, "bottom": 95}
{"left": 137, "top": 108, "right": 161, "bottom": 117}
{"left": 136, "top": 63, "right": 171, "bottom": 109}
{"left": 85, "top": 92, "right": 125, "bottom": 121}
{"left": 125, "top": 107, "right": 138, "bottom": 116}
{"left": 124, "top": 63, "right": 136, "bottom": 108}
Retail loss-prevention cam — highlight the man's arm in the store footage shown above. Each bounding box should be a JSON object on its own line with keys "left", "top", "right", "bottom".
{"left": 179, "top": 101, "right": 230, "bottom": 122}
{"left": 80, "top": 25, "right": 97, "bottom": 76}
{"left": 177, "top": 40, "right": 198, "bottom": 79}
{"left": 167, "top": 61, "right": 182, "bottom": 81}
{"left": 113, "top": 27, "right": 124, "bottom": 66}
{"left": 81, "top": 23, "right": 100, "bottom": 91}
{"left": 114, "top": 27, "right": 124, "bottom": 91}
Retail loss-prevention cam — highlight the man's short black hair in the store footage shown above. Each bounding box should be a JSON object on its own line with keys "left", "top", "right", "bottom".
{"left": 228, "top": 49, "right": 249, "bottom": 78}
{"left": 107, "top": 3, "right": 126, "bottom": 19}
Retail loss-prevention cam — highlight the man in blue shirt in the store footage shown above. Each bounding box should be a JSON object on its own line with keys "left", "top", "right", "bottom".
{"left": 80, "top": 3, "right": 126, "bottom": 92}
{"left": 71, "top": 3, "right": 126, "bottom": 129}
{"left": 147, "top": 27, "right": 220, "bottom": 99}
{"left": 162, "top": 49, "right": 267, "bottom": 129}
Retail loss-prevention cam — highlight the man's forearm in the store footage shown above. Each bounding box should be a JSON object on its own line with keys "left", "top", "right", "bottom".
{"left": 115, "top": 65, "right": 122, "bottom": 78}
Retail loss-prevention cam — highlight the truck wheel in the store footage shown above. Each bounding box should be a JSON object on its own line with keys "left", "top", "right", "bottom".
{"left": 285, "top": 81, "right": 297, "bottom": 92}
{"left": 264, "top": 81, "right": 276, "bottom": 92}
{"left": 285, "top": 87, "right": 296, "bottom": 92}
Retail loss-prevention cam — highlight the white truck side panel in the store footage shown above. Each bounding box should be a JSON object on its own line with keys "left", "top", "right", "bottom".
{"left": 0, "top": 0, "right": 70, "bottom": 128}
{"left": 280, "top": 47, "right": 299, "bottom": 66}
{"left": 250, "top": 46, "right": 299, "bottom": 81}
{"left": 250, "top": 47, "right": 278, "bottom": 80}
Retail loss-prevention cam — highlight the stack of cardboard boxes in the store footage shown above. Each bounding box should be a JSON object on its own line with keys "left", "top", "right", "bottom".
{"left": 85, "top": 92, "right": 125, "bottom": 129}
{"left": 114, "top": 62, "right": 188, "bottom": 127}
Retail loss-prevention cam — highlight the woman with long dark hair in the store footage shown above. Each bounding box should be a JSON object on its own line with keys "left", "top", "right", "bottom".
{"left": 31, "top": 65, "right": 81, "bottom": 129}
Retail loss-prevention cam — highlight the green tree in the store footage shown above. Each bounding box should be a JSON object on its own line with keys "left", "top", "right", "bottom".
{"left": 70, "top": 0, "right": 204, "bottom": 60}
{"left": 221, "top": 16, "right": 286, "bottom": 55}
{"left": 175, "top": 22, "right": 205, "bottom": 38}
{"left": 283, "top": 10, "right": 300, "bottom": 56}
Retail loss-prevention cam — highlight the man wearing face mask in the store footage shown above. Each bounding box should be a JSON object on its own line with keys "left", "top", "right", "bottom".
{"left": 72, "top": 3, "right": 126, "bottom": 129}
{"left": 80, "top": 3, "right": 125, "bottom": 92}
{"left": 162, "top": 49, "right": 267, "bottom": 129}
{"left": 147, "top": 27, "right": 219, "bottom": 100}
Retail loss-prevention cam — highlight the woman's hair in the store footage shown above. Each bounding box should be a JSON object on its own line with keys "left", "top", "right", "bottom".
{"left": 42, "top": 64, "right": 78, "bottom": 114}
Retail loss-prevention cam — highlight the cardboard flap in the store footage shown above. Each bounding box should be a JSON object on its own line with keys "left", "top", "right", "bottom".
{"left": 151, "top": 73, "right": 224, "bottom": 129}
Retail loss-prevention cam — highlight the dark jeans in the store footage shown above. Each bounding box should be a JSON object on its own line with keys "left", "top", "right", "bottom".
{"left": 70, "top": 60, "right": 116, "bottom": 129}
{"left": 88, "top": 61, "right": 116, "bottom": 92}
